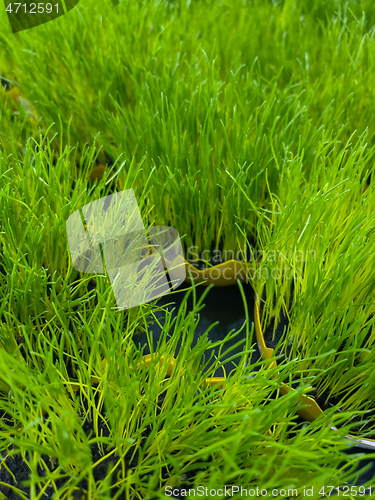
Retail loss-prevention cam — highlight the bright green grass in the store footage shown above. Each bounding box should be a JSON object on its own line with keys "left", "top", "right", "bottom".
{"left": 1, "top": 0, "right": 375, "bottom": 497}
{"left": 0, "top": 140, "right": 365, "bottom": 499}
{"left": 253, "top": 128, "right": 375, "bottom": 435}
{"left": 3, "top": 0, "right": 375, "bottom": 255}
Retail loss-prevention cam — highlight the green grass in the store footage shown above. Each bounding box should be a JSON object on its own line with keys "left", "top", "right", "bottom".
{"left": 4, "top": 0, "right": 375, "bottom": 256}
{"left": 2, "top": 0, "right": 375, "bottom": 498}
{"left": 253, "top": 128, "right": 375, "bottom": 436}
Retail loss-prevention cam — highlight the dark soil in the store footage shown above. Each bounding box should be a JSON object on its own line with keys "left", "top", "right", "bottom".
{"left": 0, "top": 75, "right": 11, "bottom": 90}
{"left": 311, "top": 386, "right": 375, "bottom": 438}
{"left": 263, "top": 310, "right": 292, "bottom": 360}
{"left": 0, "top": 422, "right": 117, "bottom": 499}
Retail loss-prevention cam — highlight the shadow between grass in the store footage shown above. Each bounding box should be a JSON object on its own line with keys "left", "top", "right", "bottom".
{"left": 134, "top": 281, "right": 260, "bottom": 379}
